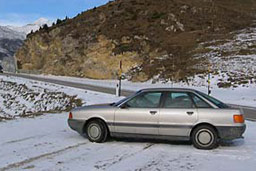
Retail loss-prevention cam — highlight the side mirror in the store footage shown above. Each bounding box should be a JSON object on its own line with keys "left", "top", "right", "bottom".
{"left": 120, "top": 103, "right": 128, "bottom": 109}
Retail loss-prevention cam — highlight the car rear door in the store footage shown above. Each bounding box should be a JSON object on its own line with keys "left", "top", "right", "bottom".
{"left": 159, "top": 91, "right": 198, "bottom": 137}
{"left": 114, "top": 91, "right": 163, "bottom": 135}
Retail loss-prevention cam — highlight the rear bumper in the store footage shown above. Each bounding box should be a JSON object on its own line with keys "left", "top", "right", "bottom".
{"left": 68, "top": 119, "right": 85, "bottom": 135}
{"left": 217, "top": 125, "right": 246, "bottom": 140}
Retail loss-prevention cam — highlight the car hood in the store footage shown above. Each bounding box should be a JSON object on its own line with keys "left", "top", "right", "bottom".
{"left": 72, "top": 103, "right": 116, "bottom": 112}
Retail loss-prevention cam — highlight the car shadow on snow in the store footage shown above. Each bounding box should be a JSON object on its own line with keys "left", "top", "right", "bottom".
{"left": 219, "top": 138, "right": 245, "bottom": 147}
{"left": 109, "top": 138, "right": 245, "bottom": 148}
{"left": 81, "top": 134, "right": 245, "bottom": 148}
{"left": 107, "top": 137, "right": 192, "bottom": 146}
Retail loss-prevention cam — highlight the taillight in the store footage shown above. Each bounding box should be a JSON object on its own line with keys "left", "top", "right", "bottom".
{"left": 233, "top": 115, "right": 244, "bottom": 123}
{"left": 69, "top": 112, "right": 73, "bottom": 119}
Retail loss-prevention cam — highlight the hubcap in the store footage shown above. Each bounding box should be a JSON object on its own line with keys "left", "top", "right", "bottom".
{"left": 88, "top": 124, "right": 101, "bottom": 139}
{"left": 196, "top": 129, "right": 214, "bottom": 147}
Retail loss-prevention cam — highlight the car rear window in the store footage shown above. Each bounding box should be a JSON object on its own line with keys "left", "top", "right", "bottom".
{"left": 196, "top": 91, "right": 229, "bottom": 109}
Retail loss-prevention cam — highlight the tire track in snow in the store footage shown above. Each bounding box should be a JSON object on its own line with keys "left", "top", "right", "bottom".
{"left": 2, "top": 135, "right": 46, "bottom": 145}
{"left": 134, "top": 154, "right": 196, "bottom": 171}
{"left": 0, "top": 142, "right": 87, "bottom": 171}
{"left": 94, "top": 143, "right": 155, "bottom": 170}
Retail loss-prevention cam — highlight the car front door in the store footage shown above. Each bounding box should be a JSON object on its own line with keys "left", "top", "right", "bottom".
{"left": 159, "top": 92, "right": 198, "bottom": 137}
{"left": 114, "top": 91, "right": 163, "bottom": 135}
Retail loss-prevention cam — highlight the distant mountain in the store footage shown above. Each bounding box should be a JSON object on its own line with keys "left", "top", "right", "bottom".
{"left": 7, "top": 18, "right": 52, "bottom": 34}
{"left": 0, "top": 18, "right": 52, "bottom": 72}
{"left": 0, "top": 26, "right": 25, "bottom": 72}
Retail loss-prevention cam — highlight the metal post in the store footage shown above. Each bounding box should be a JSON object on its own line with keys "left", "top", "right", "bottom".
{"left": 208, "top": 64, "right": 211, "bottom": 95}
{"left": 118, "top": 77, "right": 121, "bottom": 96}
{"left": 116, "top": 60, "right": 122, "bottom": 97}
{"left": 116, "top": 83, "right": 119, "bottom": 96}
{"left": 208, "top": 73, "right": 211, "bottom": 95}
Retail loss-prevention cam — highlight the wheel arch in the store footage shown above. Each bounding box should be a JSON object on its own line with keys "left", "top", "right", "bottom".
{"left": 190, "top": 122, "right": 219, "bottom": 139}
{"left": 83, "top": 117, "right": 110, "bottom": 135}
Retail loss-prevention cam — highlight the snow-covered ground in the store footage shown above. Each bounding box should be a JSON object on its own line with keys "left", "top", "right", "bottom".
{"left": 0, "top": 75, "right": 255, "bottom": 170}
{"left": 36, "top": 74, "right": 256, "bottom": 107}
{"left": 0, "top": 113, "right": 255, "bottom": 170}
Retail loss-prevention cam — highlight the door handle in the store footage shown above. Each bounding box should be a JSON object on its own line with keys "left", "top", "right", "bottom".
{"left": 187, "top": 111, "right": 194, "bottom": 115}
{"left": 150, "top": 111, "right": 157, "bottom": 115}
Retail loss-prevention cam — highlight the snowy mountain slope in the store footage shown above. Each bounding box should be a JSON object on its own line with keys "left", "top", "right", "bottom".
{"left": 194, "top": 25, "right": 256, "bottom": 88}
{"left": 0, "top": 26, "right": 25, "bottom": 72}
{"left": 0, "top": 26, "right": 25, "bottom": 40}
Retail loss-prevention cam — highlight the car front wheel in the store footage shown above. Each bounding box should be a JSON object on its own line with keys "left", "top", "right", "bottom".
{"left": 191, "top": 125, "right": 218, "bottom": 150}
{"left": 85, "top": 120, "right": 108, "bottom": 143}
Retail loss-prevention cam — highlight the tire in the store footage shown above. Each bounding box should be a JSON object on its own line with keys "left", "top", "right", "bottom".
{"left": 85, "top": 120, "right": 108, "bottom": 143}
{"left": 191, "top": 125, "right": 218, "bottom": 150}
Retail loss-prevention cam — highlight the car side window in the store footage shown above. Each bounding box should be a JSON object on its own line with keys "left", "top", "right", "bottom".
{"left": 190, "top": 93, "right": 212, "bottom": 108}
{"left": 125, "top": 92, "right": 162, "bottom": 108}
{"left": 164, "top": 92, "right": 194, "bottom": 108}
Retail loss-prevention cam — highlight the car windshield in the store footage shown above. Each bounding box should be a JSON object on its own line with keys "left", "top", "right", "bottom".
{"left": 114, "top": 97, "right": 129, "bottom": 106}
{"left": 114, "top": 90, "right": 141, "bottom": 106}
{"left": 196, "top": 91, "right": 229, "bottom": 108}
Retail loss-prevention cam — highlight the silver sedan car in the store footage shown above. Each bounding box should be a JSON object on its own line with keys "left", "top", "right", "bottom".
{"left": 68, "top": 88, "right": 246, "bottom": 149}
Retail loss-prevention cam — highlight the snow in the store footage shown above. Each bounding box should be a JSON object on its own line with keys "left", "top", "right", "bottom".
{"left": 0, "top": 112, "right": 255, "bottom": 170}
{"left": 33, "top": 18, "right": 52, "bottom": 26}
{"left": 0, "top": 75, "right": 255, "bottom": 170}
{"left": 0, "top": 26, "right": 25, "bottom": 40}
{"left": 36, "top": 74, "right": 256, "bottom": 107}
{"left": 195, "top": 26, "right": 256, "bottom": 88}
{"left": 0, "top": 75, "right": 122, "bottom": 120}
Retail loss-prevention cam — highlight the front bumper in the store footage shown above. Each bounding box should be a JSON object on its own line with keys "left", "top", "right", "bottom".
{"left": 217, "top": 125, "right": 246, "bottom": 140}
{"left": 68, "top": 119, "right": 85, "bottom": 135}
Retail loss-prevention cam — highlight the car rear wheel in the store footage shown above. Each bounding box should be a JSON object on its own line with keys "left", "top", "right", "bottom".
{"left": 85, "top": 120, "right": 108, "bottom": 143}
{"left": 191, "top": 125, "right": 218, "bottom": 150}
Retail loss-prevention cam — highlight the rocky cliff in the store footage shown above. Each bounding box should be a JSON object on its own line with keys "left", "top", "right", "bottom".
{"left": 15, "top": 0, "right": 256, "bottom": 82}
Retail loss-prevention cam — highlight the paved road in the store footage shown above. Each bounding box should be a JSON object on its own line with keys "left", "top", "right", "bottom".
{"left": 2, "top": 72, "right": 256, "bottom": 121}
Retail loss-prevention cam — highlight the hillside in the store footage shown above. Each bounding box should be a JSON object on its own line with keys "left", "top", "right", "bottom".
{"left": 15, "top": 0, "right": 256, "bottom": 86}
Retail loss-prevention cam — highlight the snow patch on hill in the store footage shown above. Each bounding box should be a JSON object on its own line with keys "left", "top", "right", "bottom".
{"left": 195, "top": 26, "right": 256, "bottom": 87}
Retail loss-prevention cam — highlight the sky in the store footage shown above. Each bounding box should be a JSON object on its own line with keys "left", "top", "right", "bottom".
{"left": 0, "top": 0, "right": 110, "bottom": 26}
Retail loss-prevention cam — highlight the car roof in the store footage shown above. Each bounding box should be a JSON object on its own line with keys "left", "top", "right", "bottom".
{"left": 139, "top": 88, "right": 197, "bottom": 93}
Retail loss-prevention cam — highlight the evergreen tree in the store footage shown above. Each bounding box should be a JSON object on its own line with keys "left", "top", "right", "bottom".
{"left": 56, "top": 19, "right": 62, "bottom": 24}
{"left": 43, "top": 24, "right": 48, "bottom": 30}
